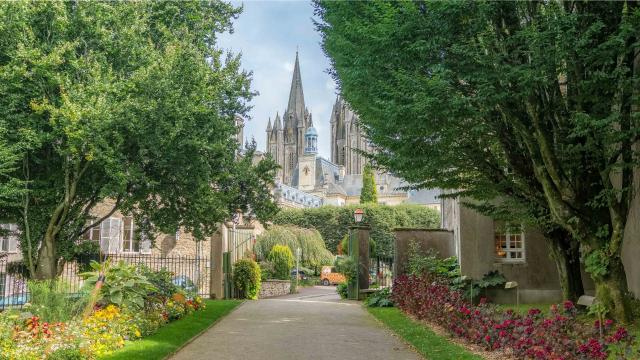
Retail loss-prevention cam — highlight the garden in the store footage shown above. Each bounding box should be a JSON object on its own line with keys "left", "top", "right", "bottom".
{"left": 0, "top": 260, "right": 225, "bottom": 360}
{"left": 361, "top": 247, "right": 640, "bottom": 360}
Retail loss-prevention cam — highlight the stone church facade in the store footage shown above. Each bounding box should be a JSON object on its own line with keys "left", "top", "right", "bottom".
{"left": 265, "top": 52, "right": 440, "bottom": 210}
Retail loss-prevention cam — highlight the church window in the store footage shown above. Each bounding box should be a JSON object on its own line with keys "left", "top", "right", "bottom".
{"left": 303, "top": 166, "right": 310, "bottom": 175}
{"left": 288, "top": 153, "right": 295, "bottom": 171}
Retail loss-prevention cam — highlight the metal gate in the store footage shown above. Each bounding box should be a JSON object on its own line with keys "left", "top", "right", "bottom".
{"left": 223, "top": 227, "right": 255, "bottom": 298}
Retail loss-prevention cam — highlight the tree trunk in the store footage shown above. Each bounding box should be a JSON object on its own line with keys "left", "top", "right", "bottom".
{"left": 546, "top": 229, "right": 584, "bottom": 302}
{"left": 593, "top": 256, "right": 632, "bottom": 323}
{"left": 35, "top": 231, "right": 57, "bottom": 279}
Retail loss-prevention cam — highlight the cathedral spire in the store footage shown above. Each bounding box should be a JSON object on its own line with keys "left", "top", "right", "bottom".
{"left": 285, "top": 51, "right": 306, "bottom": 128}
{"left": 266, "top": 117, "right": 272, "bottom": 132}
{"left": 274, "top": 112, "right": 282, "bottom": 130}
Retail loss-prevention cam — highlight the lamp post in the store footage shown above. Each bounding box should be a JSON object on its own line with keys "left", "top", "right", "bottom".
{"left": 354, "top": 208, "right": 364, "bottom": 224}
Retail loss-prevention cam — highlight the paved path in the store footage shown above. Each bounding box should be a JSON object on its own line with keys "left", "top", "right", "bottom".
{"left": 171, "top": 286, "right": 421, "bottom": 360}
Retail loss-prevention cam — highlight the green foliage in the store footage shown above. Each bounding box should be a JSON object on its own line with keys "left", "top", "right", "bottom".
{"left": 233, "top": 259, "right": 261, "bottom": 300}
{"left": 139, "top": 266, "right": 179, "bottom": 301}
{"left": 315, "top": 0, "right": 640, "bottom": 321}
{"left": 81, "top": 260, "right": 155, "bottom": 309}
{"left": 407, "top": 242, "right": 460, "bottom": 280}
{"left": 272, "top": 204, "right": 440, "bottom": 256}
{"left": 255, "top": 225, "right": 333, "bottom": 271}
{"left": 365, "top": 287, "right": 393, "bottom": 307}
{"left": 47, "top": 348, "right": 85, "bottom": 360}
{"left": 584, "top": 250, "right": 610, "bottom": 279}
{"left": 0, "top": 1, "right": 277, "bottom": 279}
{"left": 26, "top": 280, "right": 88, "bottom": 322}
{"left": 334, "top": 256, "right": 357, "bottom": 283}
{"left": 336, "top": 283, "right": 348, "bottom": 299}
{"left": 267, "top": 245, "right": 294, "bottom": 280}
{"left": 360, "top": 164, "right": 377, "bottom": 204}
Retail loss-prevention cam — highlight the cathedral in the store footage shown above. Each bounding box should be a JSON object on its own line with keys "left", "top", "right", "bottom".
{"left": 265, "top": 52, "right": 440, "bottom": 210}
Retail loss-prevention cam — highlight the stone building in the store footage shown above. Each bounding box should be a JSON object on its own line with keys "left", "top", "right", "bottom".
{"left": 265, "top": 52, "right": 440, "bottom": 210}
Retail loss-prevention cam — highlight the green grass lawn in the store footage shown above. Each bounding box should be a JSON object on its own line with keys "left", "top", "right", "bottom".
{"left": 101, "top": 300, "right": 242, "bottom": 360}
{"left": 367, "top": 307, "right": 483, "bottom": 360}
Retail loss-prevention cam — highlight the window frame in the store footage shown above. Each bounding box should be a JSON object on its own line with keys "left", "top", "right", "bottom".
{"left": 121, "top": 216, "right": 139, "bottom": 253}
{"left": 494, "top": 221, "right": 526, "bottom": 263}
{"left": 0, "top": 224, "right": 18, "bottom": 253}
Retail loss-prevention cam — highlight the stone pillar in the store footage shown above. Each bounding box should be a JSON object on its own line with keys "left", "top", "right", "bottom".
{"left": 209, "top": 225, "right": 225, "bottom": 299}
{"left": 357, "top": 226, "right": 370, "bottom": 293}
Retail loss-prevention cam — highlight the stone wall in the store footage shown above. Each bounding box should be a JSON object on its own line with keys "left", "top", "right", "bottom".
{"left": 259, "top": 280, "right": 291, "bottom": 298}
{"left": 393, "top": 228, "right": 455, "bottom": 277}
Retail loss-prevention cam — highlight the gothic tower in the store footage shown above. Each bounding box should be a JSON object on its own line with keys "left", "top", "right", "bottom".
{"left": 330, "top": 96, "right": 372, "bottom": 175}
{"left": 266, "top": 51, "right": 312, "bottom": 184}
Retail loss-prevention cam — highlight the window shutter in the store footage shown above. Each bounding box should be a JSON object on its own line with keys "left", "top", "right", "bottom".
{"left": 99, "top": 219, "right": 111, "bottom": 253}
{"left": 109, "top": 218, "right": 122, "bottom": 254}
{"left": 139, "top": 231, "right": 152, "bottom": 254}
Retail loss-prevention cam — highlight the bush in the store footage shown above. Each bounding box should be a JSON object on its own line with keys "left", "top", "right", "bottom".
{"left": 267, "top": 244, "right": 294, "bottom": 280}
{"left": 139, "top": 266, "right": 179, "bottom": 301}
{"left": 81, "top": 260, "right": 155, "bottom": 309}
{"left": 392, "top": 273, "right": 634, "bottom": 359}
{"left": 273, "top": 204, "right": 440, "bottom": 256}
{"left": 336, "top": 283, "right": 348, "bottom": 299}
{"left": 364, "top": 287, "right": 393, "bottom": 307}
{"left": 233, "top": 259, "right": 261, "bottom": 299}
{"left": 27, "top": 280, "right": 88, "bottom": 322}
{"left": 334, "top": 256, "right": 357, "bottom": 283}
{"left": 255, "top": 225, "right": 333, "bottom": 272}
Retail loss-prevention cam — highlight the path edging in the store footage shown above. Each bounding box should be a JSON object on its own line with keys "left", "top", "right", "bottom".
{"left": 163, "top": 300, "right": 246, "bottom": 360}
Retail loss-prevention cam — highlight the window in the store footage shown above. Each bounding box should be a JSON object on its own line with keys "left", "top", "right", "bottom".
{"left": 81, "top": 217, "right": 150, "bottom": 254}
{"left": 288, "top": 153, "right": 295, "bottom": 171}
{"left": 0, "top": 273, "right": 6, "bottom": 296}
{"left": 494, "top": 221, "right": 525, "bottom": 262}
{"left": 121, "top": 217, "right": 138, "bottom": 253}
{"left": 0, "top": 224, "right": 18, "bottom": 253}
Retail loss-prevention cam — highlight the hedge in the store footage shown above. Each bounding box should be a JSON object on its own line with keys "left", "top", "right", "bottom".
{"left": 272, "top": 204, "right": 440, "bottom": 256}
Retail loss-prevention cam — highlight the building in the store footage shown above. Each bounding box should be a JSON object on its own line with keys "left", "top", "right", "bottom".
{"left": 265, "top": 52, "right": 440, "bottom": 210}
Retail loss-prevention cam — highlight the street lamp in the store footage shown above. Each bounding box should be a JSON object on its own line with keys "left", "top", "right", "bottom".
{"left": 354, "top": 208, "right": 364, "bottom": 223}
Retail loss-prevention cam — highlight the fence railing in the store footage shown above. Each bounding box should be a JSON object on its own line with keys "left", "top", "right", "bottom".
{"left": 369, "top": 256, "right": 394, "bottom": 289}
{"left": 0, "top": 254, "right": 210, "bottom": 310}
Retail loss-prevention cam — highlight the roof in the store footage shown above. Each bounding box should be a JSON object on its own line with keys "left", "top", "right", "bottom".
{"left": 406, "top": 188, "right": 441, "bottom": 205}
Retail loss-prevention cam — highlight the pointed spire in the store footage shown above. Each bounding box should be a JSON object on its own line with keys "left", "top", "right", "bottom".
{"left": 286, "top": 51, "right": 305, "bottom": 127}
{"left": 308, "top": 114, "right": 313, "bottom": 128}
{"left": 266, "top": 117, "right": 272, "bottom": 131}
{"left": 274, "top": 112, "right": 282, "bottom": 130}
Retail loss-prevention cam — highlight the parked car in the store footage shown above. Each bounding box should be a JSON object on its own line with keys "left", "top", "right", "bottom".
{"left": 172, "top": 275, "right": 197, "bottom": 295}
{"left": 320, "top": 266, "right": 346, "bottom": 286}
{"left": 290, "top": 269, "right": 308, "bottom": 280}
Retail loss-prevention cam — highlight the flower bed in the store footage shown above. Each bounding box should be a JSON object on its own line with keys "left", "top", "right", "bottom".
{"left": 0, "top": 261, "right": 205, "bottom": 359}
{"left": 393, "top": 273, "right": 638, "bottom": 359}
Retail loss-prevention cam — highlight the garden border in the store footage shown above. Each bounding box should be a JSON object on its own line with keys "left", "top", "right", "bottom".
{"left": 162, "top": 300, "right": 246, "bottom": 359}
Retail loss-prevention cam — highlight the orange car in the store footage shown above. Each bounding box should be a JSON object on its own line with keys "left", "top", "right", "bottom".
{"left": 320, "top": 266, "right": 346, "bottom": 286}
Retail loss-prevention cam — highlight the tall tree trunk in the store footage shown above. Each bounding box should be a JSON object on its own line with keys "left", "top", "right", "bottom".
{"left": 546, "top": 229, "right": 584, "bottom": 302}
{"left": 35, "top": 230, "right": 57, "bottom": 279}
{"left": 593, "top": 254, "right": 632, "bottom": 323}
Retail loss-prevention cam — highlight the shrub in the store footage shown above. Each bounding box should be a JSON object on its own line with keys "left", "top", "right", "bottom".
{"left": 27, "top": 280, "right": 88, "bottom": 322}
{"left": 334, "top": 256, "right": 357, "bottom": 283}
{"left": 233, "top": 259, "right": 261, "bottom": 299}
{"left": 139, "top": 266, "right": 179, "bottom": 301}
{"left": 364, "top": 287, "right": 393, "bottom": 307}
{"left": 392, "top": 273, "right": 634, "bottom": 359}
{"left": 259, "top": 260, "right": 275, "bottom": 279}
{"left": 336, "top": 283, "right": 348, "bottom": 299}
{"left": 273, "top": 204, "right": 440, "bottom": 255}
{"left": 255, "top": 225, "right": 333, "bottom": 272}
{"left": 267, "top": 245, "right": 294, "bottom": 280}
{"left": 81, "top": 260, "right": 155, "bottom": 309}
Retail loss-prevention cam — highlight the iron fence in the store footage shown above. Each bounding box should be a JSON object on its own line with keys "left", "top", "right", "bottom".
{"left": 369, "top": 256, "right": 394, "bottom": 288}
{"left": 0, "top": 254, "right": 210, "bottom": 310}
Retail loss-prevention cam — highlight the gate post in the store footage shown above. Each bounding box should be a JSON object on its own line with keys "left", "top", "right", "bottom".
{"left": 348, "top": 225, "right": 370, "bottom": 300}
{"left": 210, "top": 229, "right": 224, "bottom": 299}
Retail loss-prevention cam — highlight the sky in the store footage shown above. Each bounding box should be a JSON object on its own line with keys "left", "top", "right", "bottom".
{"left": 218, "top": 0, "right": 337, "bottom": 158}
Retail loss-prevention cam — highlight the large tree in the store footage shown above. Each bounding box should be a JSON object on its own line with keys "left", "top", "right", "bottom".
{"left": 0, "top": 1, "right": 278, "bottom": 279}
{"left": 315, "top": 0, "right": 639, "bottom": 321}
